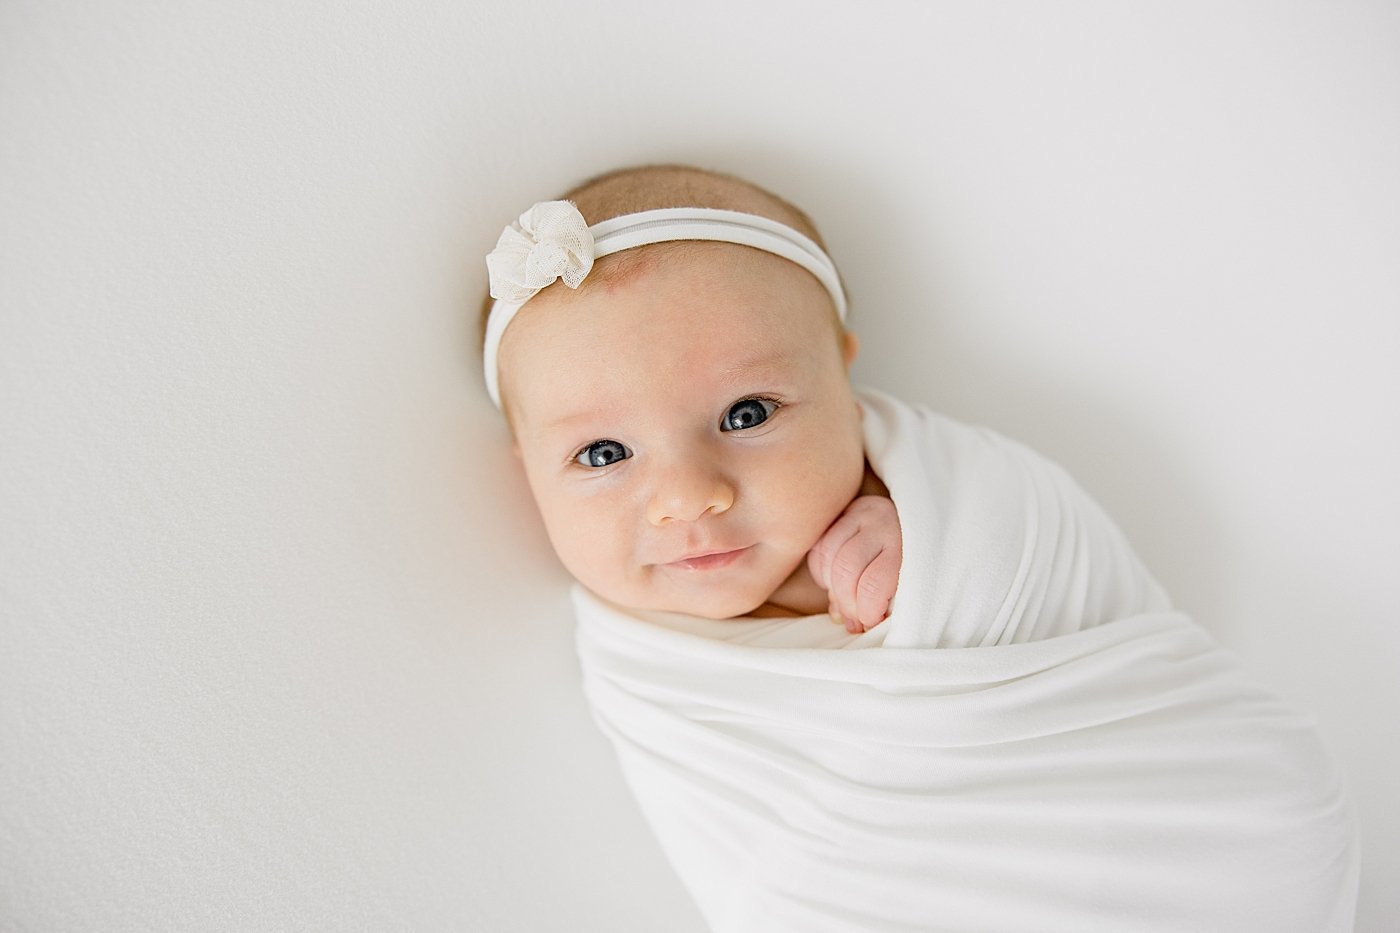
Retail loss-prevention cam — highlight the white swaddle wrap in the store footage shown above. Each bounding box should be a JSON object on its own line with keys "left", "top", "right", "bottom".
{"left": 573, "top": 388, "right": 1358, "bottom": 932}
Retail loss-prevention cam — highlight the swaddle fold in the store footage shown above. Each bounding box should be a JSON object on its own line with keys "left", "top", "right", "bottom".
{"left": 574, "top": 388, "right": 1357, "bottom": 932}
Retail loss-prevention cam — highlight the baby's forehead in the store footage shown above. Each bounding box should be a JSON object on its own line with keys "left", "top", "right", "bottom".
{"left": 500, "top": 246, "right": 843, "bottom": 422}
{"left": 578, "top": 239, "right": 733, "bottom": 294}
{"left": 559, "top": 246, "right": 835, "bottom": 341}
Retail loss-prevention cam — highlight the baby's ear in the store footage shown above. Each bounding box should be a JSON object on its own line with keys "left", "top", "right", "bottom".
{"left": 841, "top": 330, "right": 860, "bottom": 369}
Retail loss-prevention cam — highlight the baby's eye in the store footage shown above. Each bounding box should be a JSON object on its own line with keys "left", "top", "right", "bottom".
{"left": 574, "top": 439, "right": 631, "bottom": 468}
{"left": 721, "top": 398, "right": 778, "bottom": 432}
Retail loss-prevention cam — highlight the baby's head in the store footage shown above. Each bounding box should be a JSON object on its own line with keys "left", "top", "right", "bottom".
{"left": 483, "top": 165, "right": 866, "bottom": 619}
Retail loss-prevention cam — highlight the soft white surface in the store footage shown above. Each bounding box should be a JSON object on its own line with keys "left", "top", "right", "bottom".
{"left": 1, "top": 1, "right": 1395, "bottom": 930}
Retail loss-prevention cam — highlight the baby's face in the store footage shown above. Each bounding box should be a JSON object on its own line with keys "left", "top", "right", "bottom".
{"left": 499, "top": 243, "right": 866, "bottom": 619}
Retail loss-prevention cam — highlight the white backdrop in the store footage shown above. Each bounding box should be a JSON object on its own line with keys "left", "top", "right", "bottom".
{"left": 2, "top": 1, "right": 1395, "bottom": 930}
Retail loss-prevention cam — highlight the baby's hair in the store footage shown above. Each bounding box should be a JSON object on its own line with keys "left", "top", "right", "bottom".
{"left": 477, "top": 164, "right": 831, "bottom": 350}
{"left": 562, "top": 163, "right": 827, "bottom": 247}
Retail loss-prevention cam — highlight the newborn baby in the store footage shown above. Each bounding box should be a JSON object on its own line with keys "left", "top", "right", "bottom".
{"left": 479, "top": 164, "right": 1357, "bottom": 933}
{"left": 487, "top": 165, "right": 899, "bottom": 633}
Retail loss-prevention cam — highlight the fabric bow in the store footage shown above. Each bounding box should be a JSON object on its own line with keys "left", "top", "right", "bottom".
{"left": 486, "top": 200, "right": 595, "bottom": 303}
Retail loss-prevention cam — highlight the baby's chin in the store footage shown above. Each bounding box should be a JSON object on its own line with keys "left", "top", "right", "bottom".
{"left": 635, "top": 564, "right": 815, "bottom": 620}
{"left": 634, "top": 588, "right": 773, "bottom": 621}
{"left": 586, "top": 570, "right": 788, "bottom": 621}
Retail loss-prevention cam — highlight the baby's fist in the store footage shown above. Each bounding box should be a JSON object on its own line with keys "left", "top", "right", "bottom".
{"left": 806, "top": 495, "right": 902, "bottom": 634}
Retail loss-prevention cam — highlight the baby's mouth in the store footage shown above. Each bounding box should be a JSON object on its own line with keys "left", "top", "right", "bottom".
{"left": 663, "top": 546, "right": 753, "bottom": 571}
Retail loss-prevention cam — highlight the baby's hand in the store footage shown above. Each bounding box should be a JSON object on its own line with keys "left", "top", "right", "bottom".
{"left": 806, "top": 495, "right": 902, "bottom": 634}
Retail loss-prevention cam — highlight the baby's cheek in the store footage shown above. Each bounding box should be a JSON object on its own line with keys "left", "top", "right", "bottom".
{"left": 809, "top": 456, "right": 866, "bottom": 537}
{"left": 783, "top": 484, "right": 850, "bottom": 556}
{"left": 535, "top": 503, "right": 605, "bottom": 577}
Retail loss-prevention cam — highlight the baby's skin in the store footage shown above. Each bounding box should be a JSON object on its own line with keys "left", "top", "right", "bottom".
{"left": 500, "top": 239, "right": 903, "bottom": 634}
{"left": 807, "top": 487, "right": 901, "bottom": 633}
{"left": 492, "top": 170, "right": 902, "bottom": 632}
{"left": 754, "top": 459, "right": 901, "bottom": 633}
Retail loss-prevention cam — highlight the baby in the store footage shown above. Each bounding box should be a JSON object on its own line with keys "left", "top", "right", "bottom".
{"left": 483, "top": 164, "right": 901, "bottom": 634}
{"left": 478, "top": 164, "right": 1357, "bottom": 931}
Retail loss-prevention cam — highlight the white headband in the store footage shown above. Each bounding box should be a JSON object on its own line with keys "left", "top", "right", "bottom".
{"left": 482, "top": 200, "right": 846, "bottom": 409}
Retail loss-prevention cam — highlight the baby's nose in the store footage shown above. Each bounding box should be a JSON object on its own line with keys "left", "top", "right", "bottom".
{"left": 646, "top": 460, "right": 735, "bottom": 526}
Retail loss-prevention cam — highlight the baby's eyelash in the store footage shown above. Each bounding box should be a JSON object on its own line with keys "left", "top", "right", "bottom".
{"left": 722, "top": 395, "right": 784, "bottom": 432}
{"left": 567, "top": 438, "right": 631, "bottom": 469}
{"left": 734, "top": 394, "right": 785, "bottom": 413}
{"left": 566, "top": 441, "right": 597, "bottom": 466}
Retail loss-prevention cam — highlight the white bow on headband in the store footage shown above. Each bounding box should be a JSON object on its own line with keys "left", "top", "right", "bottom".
{"left": 482, "top": 200, "right": 847, "bottom": 408}
{"left": 486, "top": 201, "right": 596, "bottom": 304}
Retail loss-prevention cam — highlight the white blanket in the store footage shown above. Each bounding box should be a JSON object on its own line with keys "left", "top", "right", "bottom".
{"left": 573, "top": 388, "right": 1358, "bottom": 932}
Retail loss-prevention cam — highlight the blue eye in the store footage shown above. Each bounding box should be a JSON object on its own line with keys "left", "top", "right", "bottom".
{"left": 575, "top": 439, "right": 631, "bottom": 468}
{"left": 722, "top": 398, "right": 777, "bottom": 432}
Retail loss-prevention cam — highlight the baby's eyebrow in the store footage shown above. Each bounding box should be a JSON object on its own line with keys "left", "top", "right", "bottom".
{"left": 542, "top": 407, "right": 606, "bottom": 433}
{"left": 719, "top": 350, "right": 794, "bottom": 382}
{"left": 534, "top": 351, "right": 797, "bottom": 435}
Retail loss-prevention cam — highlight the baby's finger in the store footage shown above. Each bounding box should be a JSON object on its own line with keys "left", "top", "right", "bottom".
{"left": 854, "top": 545, "right": 901, "bottom": 629}
{"left": 807, "top": 513, "right": 861, "bottom": 591}
{"left": 828, "top": 604, "right": 862, "bottom": 635}
{"left": 826, "top": 529, "right": 888, "bottom": 631}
